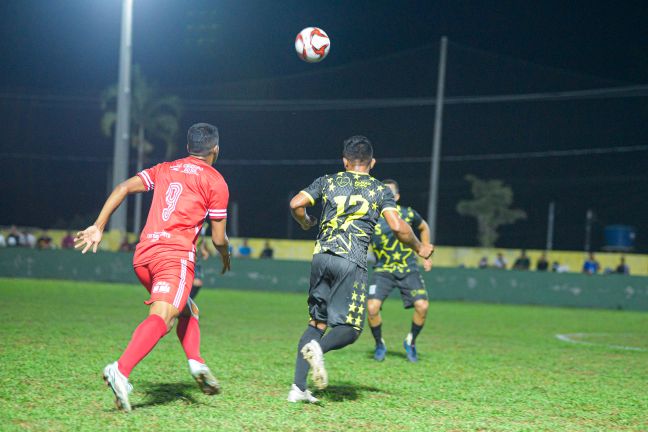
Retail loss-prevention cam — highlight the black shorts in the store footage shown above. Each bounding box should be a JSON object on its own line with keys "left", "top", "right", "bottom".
{"left": 189, "top": 262, "right": 204, "bottom": 299}
{"left": 368, "top": 271, "right": 428, "bottom": 309}
{"left": 194, "top": 262, "right": 204, "bottom": 281}
{"left": 308, "top": 253, "right": 368, "bottom": 330}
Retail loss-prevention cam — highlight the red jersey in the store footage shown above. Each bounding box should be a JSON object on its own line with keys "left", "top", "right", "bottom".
{"left": 133, "top": 156, "right": 229, "bottom": 266}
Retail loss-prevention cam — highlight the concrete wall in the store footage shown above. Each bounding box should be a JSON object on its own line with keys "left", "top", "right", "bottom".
{"left": 2, "top": 248, "right": 647, "bottom": 311}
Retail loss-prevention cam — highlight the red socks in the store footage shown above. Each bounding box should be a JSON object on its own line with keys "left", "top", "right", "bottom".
{"left": 117, "top": 314, "right": 168, "bottom": 377}
{"left": 176, "top": 316, "right": 204, "bottom": 364}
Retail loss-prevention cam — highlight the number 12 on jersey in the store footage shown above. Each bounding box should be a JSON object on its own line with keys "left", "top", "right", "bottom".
{"left": 332, "top": 194, "right": 369, "bottom": 230}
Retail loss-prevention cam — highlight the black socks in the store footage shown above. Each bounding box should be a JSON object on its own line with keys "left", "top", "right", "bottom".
{"left": 294, "top": 325, "right": 361, "bottom": 391}
{"left": 320, "top": 325, "right": 360, "bottom": 353}
{"left": 410, "top": 322, "right": 424, "bottom": 345}
{"left": 370, "top": 324, "right": 383, "bottom": 345}
{"left": 293, "top": 325, "right": 324, "bottom": 391}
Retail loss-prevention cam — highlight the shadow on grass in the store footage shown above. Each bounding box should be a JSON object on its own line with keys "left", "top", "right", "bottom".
{"left": 133, "top": 382, "right": 203, "bottom": 409}
{"left": 316, "top": 382, "right": 383, "bottom": 402}
{"left": 366, "top": 349, "right": 413, "bottom": 361}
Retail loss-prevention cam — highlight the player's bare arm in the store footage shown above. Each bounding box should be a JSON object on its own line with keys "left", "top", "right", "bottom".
{"left": 210, "top": 218, "right": 231, "bottom": 274}
{"left": 290, "top": 192, "right": 318, "bottom": 230}
{"left": 383, "top": 210, "right": 434, "bottom": 259}
{"left": 74, "top": 176, "right": 147, "bottom": 254}
{"left": 417, "top": 219, "right": 434, "bottom": 271}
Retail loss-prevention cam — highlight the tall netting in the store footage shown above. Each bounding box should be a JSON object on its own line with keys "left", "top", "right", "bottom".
{"left": 1, "top": 40, "right": 646, "bottom": 250}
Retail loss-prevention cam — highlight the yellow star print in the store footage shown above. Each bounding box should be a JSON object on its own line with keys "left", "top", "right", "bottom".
{"left": 368, "top": 189, "right": 376, "bottom": 197}
{"left": 348, "top": 303, "right": 357, "bottom": 313}
{"left": 354, "top": 316, "right": 362, "bottom": 327}
{"left": 353, "top": 282, "right": 359, "bottom": 289}
{"left": 346, "top": 314, "right": 354, "bottom": 324}
{"left": 328, "top": 184, "right": 335, "bottom": 191}
{"left": 359, "top": 293, "right": 366, "bottom": 303}
{"left": 357, "top": 305, "right": 365, "bottom": 315}
{"left": 372, "top": 202, "right": 378, "bottom": 211}
{"left": 377, "top": 185, "right": 384, "bottom": 191}
{"left": 393, "top": 251, "right": 402, "bottom": 260}
{"left": 351, "top": 291, "right": 358, "bottom": 301}
{"left": 353, "top": 174, "right": 360, "bottom": 180}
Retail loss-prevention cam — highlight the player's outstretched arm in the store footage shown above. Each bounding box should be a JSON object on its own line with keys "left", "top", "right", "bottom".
{"left": 383, "top": 210, "right": 434, "bottom": 259}
{"left": 418, "top": 219, "right": 434, "bottom": 271}
{"left": 289, "top": 192, "right": 318, "bottom": 231}
{"left": 75, "top": 176, "right": 146, "bottom": 254}
{"left": 210, "top": 218, "right": 230, "bottom": 274}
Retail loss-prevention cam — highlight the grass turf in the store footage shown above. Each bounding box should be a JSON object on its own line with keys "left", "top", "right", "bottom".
{"left": 1, "top": 278, "right": 647, "bottom": 431}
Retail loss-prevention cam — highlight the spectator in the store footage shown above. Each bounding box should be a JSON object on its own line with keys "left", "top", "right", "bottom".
{"left": 582, "top": 252, "right": 600, "bottom": 275}
{"left": 7, "top": 225, "right": 21, "bottom": 247}
{"left": 536, "top": 252, "right": 549, "bottom": 271}
{"left": 615, "top": 256, "right": 630, "bottom": 275}
{"left": 237, "top": 239, "right": 252, "bottom": 258}
{"left": 478, "top": 256, "right": 488, "bottom": 269}
{"left": 37, "top": 230, "right": 53, "bottom": 249}
{"left": 119, "top": 236, "right": 133, "bottom": 252}
{"left": 24, "top": 229, "right": 36, "bottom": 248}
{"left": 512, "top": 249, "right": 531, "bottom": 270}
{"left": 493, "top": 252, "right": 508, "bottom": 269}
{"left": 0, "top": 232, "right": 5, "bottom": 247}
{"left": 61, "top": 231, "right": 75, "bottom": 249}
{"left": 259, "top": 240, "right": 274, "bottom": 259}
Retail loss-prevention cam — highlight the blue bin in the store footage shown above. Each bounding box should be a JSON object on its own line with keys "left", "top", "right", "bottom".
{"left": 604, "top": 225, "right": 636, "bottom": 250}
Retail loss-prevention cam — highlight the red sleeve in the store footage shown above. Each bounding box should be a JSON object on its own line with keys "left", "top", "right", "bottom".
{"left": 137, "top": 163, "right": 162, "bottom": 192}
{"left": 207, "top": 176, "right": 229, "bottom": 220}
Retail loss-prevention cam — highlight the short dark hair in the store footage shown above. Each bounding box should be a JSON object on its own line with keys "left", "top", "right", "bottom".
{"left": 382, "top": 179, "right": 399, "bottom": 194}
{"left": 187, "top": 123, "right": 219, "bottom": 156}
{"left": 342, "top": 135, "right": 373, "bottom": 164}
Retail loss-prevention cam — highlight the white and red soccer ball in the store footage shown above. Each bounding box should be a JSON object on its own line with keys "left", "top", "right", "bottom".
{"left": 295, "top": 27, "right": 330, "bottom": 63}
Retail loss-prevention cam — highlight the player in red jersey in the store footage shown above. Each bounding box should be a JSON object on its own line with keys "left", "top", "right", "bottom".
{"left": 75, "top": 123, "right": 230, "bottom": 412}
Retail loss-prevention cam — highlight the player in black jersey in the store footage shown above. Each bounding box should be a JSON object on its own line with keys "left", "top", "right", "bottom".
{"left": 286, "top": 135, "right": 434, "bottom": 403}
{"left": 368, "top": 179, "right": 433, "bottom": 363}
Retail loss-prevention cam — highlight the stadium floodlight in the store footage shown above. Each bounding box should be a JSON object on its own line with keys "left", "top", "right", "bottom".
{"left": 110, "top": 0, "right": 133, "bottom": 233}
{"left": 426, "top": 36, "right": 447, "bottom": 244}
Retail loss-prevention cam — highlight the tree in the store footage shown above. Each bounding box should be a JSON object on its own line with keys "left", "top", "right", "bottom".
{"left": 100, "top": 65, "right": 183, "bottom": 233}
{"left": 101, "top": 65, "right": 183, "bottom": 161}
{"left": 456, "top": 175, "right": 527, "bottom": 247}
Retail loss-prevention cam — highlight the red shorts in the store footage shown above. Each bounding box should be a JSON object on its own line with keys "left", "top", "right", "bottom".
{"left": 134, "top": 258, "right": 195, "bottom": 310}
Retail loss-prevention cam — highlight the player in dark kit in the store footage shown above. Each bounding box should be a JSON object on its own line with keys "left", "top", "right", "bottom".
{"left": 367, "top": 179, "right": 433, "bottom": 363}
{"left": 287, "top": 136, "right": 434, "bottom": 403}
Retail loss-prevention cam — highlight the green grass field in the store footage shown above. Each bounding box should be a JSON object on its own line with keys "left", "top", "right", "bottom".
{"left": 1, "top": 278, "right": 647, "bottom": 431}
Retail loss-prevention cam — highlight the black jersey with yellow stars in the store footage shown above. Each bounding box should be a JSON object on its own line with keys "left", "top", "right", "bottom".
{"left": 301, "top": 171, "right": 398, "bottom": 270}
{"left": 371, "top": 205, "right": 424, "bottom": 275}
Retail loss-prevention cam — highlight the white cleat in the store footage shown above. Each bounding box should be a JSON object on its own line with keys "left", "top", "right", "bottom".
{"left": 102, "top": 362, "right": 133, "bottom": 412}
{"left": 188, "top": 359, "right": 221, "bottom": 395}
{"left": 301, "top": 340, "right": 328, "bottom": 390}
{"left": 287, "top": 384, "right": 319, "bottom": 403}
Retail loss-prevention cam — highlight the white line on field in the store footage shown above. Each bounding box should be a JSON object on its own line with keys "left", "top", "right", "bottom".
{"left": 555, "top": 333, "right": 647, "bottom": 352}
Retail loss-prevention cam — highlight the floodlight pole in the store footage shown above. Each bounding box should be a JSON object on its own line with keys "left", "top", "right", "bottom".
{"left": 427, "top": 36, "right": 448, "bottom": 244}
{"left": 546, "top": 201, "right": 555, "bottom": 250}
{"left": 110, "top": 0, "right": 133, "bottom": 233}
{"left": 584, "top": 209, "right": 594, "bottom": 252}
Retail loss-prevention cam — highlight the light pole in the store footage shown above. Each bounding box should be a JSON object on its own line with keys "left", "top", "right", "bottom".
{"left": 426, "top": 36, "right": 448, "bottom": 244}
{"left": 110, "top": 0, "right": 133, "bottom": 233}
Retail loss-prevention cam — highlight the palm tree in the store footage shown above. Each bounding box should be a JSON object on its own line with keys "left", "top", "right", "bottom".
{"left": 100, "top": 65, "right": 183, "bottom": 233}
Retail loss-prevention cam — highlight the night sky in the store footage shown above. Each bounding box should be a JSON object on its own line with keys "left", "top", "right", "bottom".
{"left": 0, "top": 0, "right": 646, "bottom": 251}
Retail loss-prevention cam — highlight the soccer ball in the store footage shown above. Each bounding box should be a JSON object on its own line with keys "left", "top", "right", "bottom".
{"left": 295, "top": 27, "right": 330, "bottom": 63}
